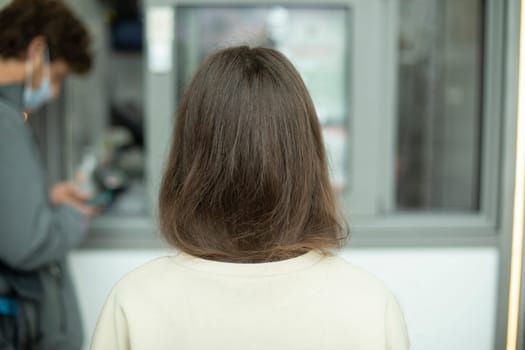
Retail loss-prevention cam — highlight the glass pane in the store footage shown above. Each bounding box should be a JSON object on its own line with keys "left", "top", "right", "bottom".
{"left": 395, "top": 0, "right": 483, "bottom": 211}
{"left": 176, "top": 6, "right": 350, "bottom": 190}
{"left": 69, "top": 3, "right": 148, "bottom": 216}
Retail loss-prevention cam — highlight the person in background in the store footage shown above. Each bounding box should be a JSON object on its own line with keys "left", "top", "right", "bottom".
{"left": 0, "top": 0, "right": 95, "bottom": 349}
{"left": 91, "top": 46, "right": 410, "bottom": 350}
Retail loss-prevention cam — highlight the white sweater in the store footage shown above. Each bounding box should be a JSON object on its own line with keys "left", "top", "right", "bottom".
{"left": 90, "top": 250, "right": 409, "bottom": 350}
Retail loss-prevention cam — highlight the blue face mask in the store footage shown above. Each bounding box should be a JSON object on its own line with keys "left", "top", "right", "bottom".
{"left": 23, "top": 48, "right": 53, "bottom": 111}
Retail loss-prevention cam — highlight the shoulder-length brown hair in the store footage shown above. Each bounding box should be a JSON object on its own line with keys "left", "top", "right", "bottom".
{"left": 159, "top": 46, "right": 347, "bottom": 263}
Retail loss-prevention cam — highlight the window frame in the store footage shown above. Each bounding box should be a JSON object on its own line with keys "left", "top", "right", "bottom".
{"left": 359, "top": 0, "right": 504, "bottom": 243}
{"left": 83, "top": 0, "right": 506, "bottom": 247}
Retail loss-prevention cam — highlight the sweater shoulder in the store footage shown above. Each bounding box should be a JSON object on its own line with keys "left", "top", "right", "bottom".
{"left": 0, "top": 99, "right": 24, "bottom": 127}
{"left": 320, "top": 254, "right": 390, "bottom": 295}
{"left": 110, "top": 256, "right": 176, "bottom": 297}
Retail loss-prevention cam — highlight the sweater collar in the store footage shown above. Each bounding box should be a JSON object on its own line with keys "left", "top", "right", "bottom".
{"left": 0, "top": 83, "right": 24, "bottom": 111}
{"left": 172, "top": 250, "right": 325, "bottom": 276}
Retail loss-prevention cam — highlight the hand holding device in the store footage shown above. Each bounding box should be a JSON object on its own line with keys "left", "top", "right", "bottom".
{"left": 49, "top": 182, "right": 99, "bottom": 217}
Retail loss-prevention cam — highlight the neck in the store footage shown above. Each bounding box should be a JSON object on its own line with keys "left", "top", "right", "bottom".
{"left": 0, "top": 58, "right": 25, "bottom": 85}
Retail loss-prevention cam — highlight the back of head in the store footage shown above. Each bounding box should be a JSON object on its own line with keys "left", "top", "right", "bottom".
{"left": 159, "top": 46, "right": 346, "bottom": 263}
{"left": 0, "top": 0, "right": 92, "bottom": 73}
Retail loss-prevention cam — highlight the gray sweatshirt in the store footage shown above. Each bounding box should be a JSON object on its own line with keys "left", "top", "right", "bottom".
{"left": 0, "top": 84, "right": 85, "bottom": 349}
{"left": 0, "top": 84, "right": 86, "bottom": 269}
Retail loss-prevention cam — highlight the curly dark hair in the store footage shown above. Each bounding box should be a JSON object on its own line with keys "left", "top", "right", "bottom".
{"left": 0, "top": 0, "right": 92, "bottom": 74}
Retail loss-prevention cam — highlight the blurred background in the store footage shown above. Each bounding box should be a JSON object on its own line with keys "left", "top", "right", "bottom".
{"left": 1, "top": 0, "right": 521, "bottom": 349}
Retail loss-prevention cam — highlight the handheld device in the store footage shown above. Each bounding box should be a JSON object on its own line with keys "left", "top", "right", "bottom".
{"left": 86, "top": 191, "right": 114, "bottom": 207}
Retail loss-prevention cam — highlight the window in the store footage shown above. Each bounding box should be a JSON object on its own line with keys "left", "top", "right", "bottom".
{"left": 175, "top": 5, "right": 351, "bottom": 190}
{"left": 395, "top": 0, "right": 484, "bottom": 212}
{"left": 54, "top": 0, "right": 502, "bottom": 241}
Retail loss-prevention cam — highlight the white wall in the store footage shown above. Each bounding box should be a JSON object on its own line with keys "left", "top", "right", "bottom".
{"left": 340, "top": 248, "right": 499, "bottom": 350}
{"left": 70, "top": 247, "right": 499, "bottom": 350}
